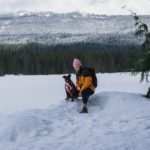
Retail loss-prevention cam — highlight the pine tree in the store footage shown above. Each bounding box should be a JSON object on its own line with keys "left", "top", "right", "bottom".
{"left": 132, "top": 15, "right": 150, "bottom": 98}
{"left": 122, "top": 6, "right": 150, "bottom": 97}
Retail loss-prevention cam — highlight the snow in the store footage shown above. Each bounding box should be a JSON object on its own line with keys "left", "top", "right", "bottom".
{"left": 0, "top": 13, "right": 150, "bottom": 44}
{"left": 0, "top": 73, "right": 150, "bottom": 150}
{"left": 0, "top": 75, "right": 65, "bottom": 114}
{"left": 0, "top": 26, "right": 5, "bottom": 33}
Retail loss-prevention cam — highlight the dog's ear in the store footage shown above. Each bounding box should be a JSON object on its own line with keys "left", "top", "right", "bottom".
{"left": 62, "top": 76, "right": 66, "bottom": 79}
{"left": 68, "top": 74, "right": 71, "bottom": 78}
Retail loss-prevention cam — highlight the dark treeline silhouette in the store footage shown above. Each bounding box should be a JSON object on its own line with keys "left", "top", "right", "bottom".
{"left": 0, "top": 42, "right": 142, "bottom": 75}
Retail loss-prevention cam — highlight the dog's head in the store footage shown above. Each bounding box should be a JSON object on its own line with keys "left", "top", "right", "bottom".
{"left": 62, "top": 74, "right": 72, "bottom": 84}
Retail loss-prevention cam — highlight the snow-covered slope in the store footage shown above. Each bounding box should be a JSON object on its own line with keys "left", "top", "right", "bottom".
{"left": 0, "top": 12, "right": 149, "bottom": 44}
{"left": 0, "top": 73, "right": 149, "bottom": 150}
{"left": 0, "top": 73, "right": 148, "bottom": 114}
{"left": 0, "top": 92, "right": 150, "bottom": 150}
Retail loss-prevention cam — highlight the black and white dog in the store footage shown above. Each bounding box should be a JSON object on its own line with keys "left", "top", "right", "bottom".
{"left": 62, "top": 74, "right": 79, "bottom": 101}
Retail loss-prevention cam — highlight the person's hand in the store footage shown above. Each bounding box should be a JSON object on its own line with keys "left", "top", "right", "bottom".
{"left": 77, "top": 86, "right": 80, "bottom": 91}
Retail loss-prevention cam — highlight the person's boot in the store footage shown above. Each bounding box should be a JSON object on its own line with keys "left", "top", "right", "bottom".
{"left": 80, "top": 106, "right": 88, "bottom": 113}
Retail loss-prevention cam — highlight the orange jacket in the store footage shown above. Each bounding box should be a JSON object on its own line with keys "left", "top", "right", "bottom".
{"left": 76, "top": 75, "right": 95, "bottom": 93}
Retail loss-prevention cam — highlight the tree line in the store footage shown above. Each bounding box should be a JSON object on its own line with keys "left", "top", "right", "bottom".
{"left": 0, "top": 42, "right": 142, "bottom": 75}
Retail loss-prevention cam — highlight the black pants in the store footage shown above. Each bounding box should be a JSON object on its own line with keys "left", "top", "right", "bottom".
{"left": 81, "top": 88, "right": 94, "bottom": 104}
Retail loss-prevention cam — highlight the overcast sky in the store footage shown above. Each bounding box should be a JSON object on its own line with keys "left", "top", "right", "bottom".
{"left": 0, "top": 0, "right": 150, "bottom": 15}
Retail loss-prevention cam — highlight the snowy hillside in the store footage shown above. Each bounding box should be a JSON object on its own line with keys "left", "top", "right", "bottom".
{"left": 0, "top": 11, "right": 149, "bottom": 44}
{"left": 0, "top": 73, "right": 150, "bottom": 150}
{"left": 0, "top": 92, "right": 150, "bottom": 150}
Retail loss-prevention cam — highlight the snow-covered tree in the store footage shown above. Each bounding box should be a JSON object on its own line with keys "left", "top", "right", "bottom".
{"left": 133, "top": 14, "right": 150, "bottom": 98}
{"left": 122, "top": 6, "right": 150, "bottom": 98}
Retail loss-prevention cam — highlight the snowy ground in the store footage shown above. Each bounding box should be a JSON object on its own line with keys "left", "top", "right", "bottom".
{"left": 0, "top": 73, "right": 150, "bottom": 150}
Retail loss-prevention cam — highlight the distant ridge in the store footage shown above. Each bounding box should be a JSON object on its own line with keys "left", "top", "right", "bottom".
{"left": 0, "top": 11, "right": 149, "bottom": 44}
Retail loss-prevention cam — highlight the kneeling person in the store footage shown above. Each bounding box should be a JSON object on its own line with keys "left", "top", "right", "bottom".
{"left": 73, "top": 58, "right": 95, "bottom": 113}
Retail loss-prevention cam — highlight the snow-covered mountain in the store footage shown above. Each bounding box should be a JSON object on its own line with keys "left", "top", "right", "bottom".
{"left": 0, "top": 11, "right": 149, "bottom": 44}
